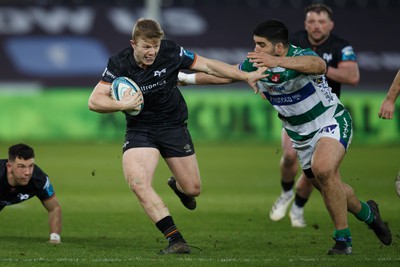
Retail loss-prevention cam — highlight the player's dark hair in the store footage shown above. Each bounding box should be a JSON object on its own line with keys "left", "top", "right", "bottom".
{"left": 8, "top": 143, "right": 35, "bottom": 162}
{"left": 132, "top": 18, "right": 164, "bottom": 41}
{"left": 253, "top": 19, "right": 289, "bottom": 47}
{"left": 304, "top": 3, "right": 333, "bottom": 20}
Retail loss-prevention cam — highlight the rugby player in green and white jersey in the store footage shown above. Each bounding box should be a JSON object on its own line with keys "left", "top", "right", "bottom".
{"left": 179, "top": 19, "right": 391, "bottom": 255}
{"left": 268, "top": 3, "right": 360, "bottom": 229}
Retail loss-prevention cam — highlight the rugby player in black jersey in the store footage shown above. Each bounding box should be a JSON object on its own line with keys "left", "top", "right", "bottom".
{"left": 0, "top": 144, "right": 62, "bottom": 244}
{"left": 269, "top": 3, "right": 360, "bottom": 228}
{"left": 88, "top": 18, "right": 266, "bottom": 254}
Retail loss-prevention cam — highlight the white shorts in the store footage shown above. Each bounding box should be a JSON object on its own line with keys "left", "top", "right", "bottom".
{"left": 292, "top": 109, "right": 353, "bottom": 173}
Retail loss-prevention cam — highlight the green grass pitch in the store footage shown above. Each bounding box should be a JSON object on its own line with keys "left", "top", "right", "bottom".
{"left": 0, "top": 142, "right": 399, "bottom": 266}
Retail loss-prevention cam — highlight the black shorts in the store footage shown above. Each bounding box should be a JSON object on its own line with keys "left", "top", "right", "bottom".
{"left": 123, "top": 124, "right": 195, "bottom": 158}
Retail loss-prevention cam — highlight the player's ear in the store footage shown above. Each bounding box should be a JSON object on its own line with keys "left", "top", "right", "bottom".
{"left": 5, "top": 162, "right": 12, "bottom": 169}
{"left": 275, "top": 42, "right": 284, "bottom": 54}
{"left": 329, "top": 20, "right": 334, "bottom": 31}
{"left": 129, "top": 40, "right": 135, "bottom": 47}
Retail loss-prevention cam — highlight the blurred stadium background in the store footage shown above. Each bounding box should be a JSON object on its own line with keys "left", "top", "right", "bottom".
{"left": 0, "top": 3, "right": 398, "bottom": 264}
{"left": 0, "top": 0, "right": 399, "bottom": 144}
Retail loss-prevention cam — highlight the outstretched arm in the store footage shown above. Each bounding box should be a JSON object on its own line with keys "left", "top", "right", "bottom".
{"left": 190, "top": 55, "right": 267, "bottom": 93}
{"left": 247, "top": 52, "right": 326, "bottom": 74}
{"left": 41, "top": 196, "right": 62, "bottom": 244}
{"left": 379, "top": 70, "right": 400, "bottom": 119}
{"left": 178, "top": 64, "right": 241, "bottom": 86}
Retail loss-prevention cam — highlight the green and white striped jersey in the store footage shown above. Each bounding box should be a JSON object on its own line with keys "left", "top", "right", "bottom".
{"left": 240, "top": 44, "right": 347, "bottom": 142}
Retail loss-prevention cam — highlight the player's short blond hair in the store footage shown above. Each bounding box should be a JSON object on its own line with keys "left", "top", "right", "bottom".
{"left": 132, "top": 18, "right": 164, "bottom": 41}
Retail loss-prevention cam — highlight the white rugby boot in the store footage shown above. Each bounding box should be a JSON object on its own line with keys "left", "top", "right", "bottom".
{"left": 289, "top": 204, "right": 306, "bottom": 228}
{"left": 269, "top": 190, "right": 294, "bottom": 221}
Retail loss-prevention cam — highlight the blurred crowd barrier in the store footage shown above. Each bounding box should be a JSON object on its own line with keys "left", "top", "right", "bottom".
{"left": 0, "top": 2, "right": 399, "bottom": 89}
{"left": 0, "top": 89, "right": 398, "bottom": 144}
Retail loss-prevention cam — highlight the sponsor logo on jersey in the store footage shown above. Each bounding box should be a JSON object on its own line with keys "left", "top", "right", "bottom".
{"left": 270, "top": 67, "right": 285, "bottom": 72}
{"left": 263, "top": 82, "right": 316, "bottom": 106}
{"left": 266, "top": 95, "right": 294, "bottom": 104}
{"left": 323, "top": 53, "right": 333, "bottom": 63}
{"left": 154, "top": 68, "right": 166, "bottom": 77}
{"left": 140, "top": 80, "right": 167, "bottom": 93}
{"left": 269, "top": 85, "right": 285, "bottom": 93}
{"left": 314, "top": 77, "right": 334, "bottom": 103}
{"left": 318, "top": 124, "right": 337, "bottom": 134}
{"left": 0, "top": 200, "right": 12, "bottom": 206}
{"left": 17, "top": 193, "right": 30, "bottom": 201}
{"left": 102, "top": 68, "right": 116, "bottom": 80}
{"left": 291, "top": 93, "right": 302, "bottom": 101}
{"left": 342, "top": 117, "right": 350, "bottom": 139}
{"left": 271, "top": 74, "right": 280, "bottom": 82}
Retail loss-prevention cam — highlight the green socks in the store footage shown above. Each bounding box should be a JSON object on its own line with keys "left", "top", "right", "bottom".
{"left": 333, "top": 228, "right": 352, "bottom": 247}
{"left": 355, "top": 201, "right": 374, "bottom": 224}
{"left": 332, "top": 201, "right": 374, "bottom": 247}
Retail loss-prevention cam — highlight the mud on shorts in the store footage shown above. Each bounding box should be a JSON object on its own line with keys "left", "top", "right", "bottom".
{"left": 291, "top": 110, "right": 353, "bottom": 178}
{"left": 122, "top": 124, "right": 195, "bottom": 158}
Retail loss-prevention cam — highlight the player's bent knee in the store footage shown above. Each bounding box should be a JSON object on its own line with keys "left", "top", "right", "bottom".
{"left": 126, "top": 176, "right": 147, "bottom": 193}
{"left": 312, "top": 167, "right": 337, "bottom": 186}
{"left": 282, "top": 146, "right": 297, "bottom": 160}
{"left": 281, "top": 152, "right": 297, "bottom": 166}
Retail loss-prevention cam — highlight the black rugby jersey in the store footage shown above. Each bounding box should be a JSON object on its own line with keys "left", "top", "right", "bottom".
{"left": 290, "top": 31, "right": 357, "bottom": 98}
{"left": 101, "top": 39, "right": 196, "bottom": 129}
{"left": 0, "top": 160, "right": 55, "bottom": 208}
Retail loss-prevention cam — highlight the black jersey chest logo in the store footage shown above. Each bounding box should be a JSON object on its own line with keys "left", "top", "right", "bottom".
{"left": 322, "top": 53, "right": 333, "bottom": 63}
{"left": 154, "top": 68, "right": 167, "bottom": 77}
{"left": 17, "top": 193, "right": 30, "bottom": 201}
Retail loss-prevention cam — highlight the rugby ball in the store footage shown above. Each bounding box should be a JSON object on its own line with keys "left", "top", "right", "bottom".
{"left": 111, "top": 77, "right": 143, "bottom": 116}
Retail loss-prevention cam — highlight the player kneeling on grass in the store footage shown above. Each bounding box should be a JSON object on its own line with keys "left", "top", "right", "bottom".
{"left": 0, "top": 144, "right": 62, "bottom": 244}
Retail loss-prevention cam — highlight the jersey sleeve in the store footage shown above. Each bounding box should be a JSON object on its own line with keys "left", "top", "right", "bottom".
{"left": 101, "top": 60, "right": 121, "bottom": 83}
{"left": 177, "top": 46, "right": 196, "bottom": 69}
{"left": 36, "top": 176, "right": 55, "bottom": 200}
{"left": 296, "top": 47, "right": 319, "bottom": 57}
{"left": 340, "top": 45, "right": 357, "bottom": 61}
{"left": 100, "top": 48, "right": 132, "bottom": 83}
{"left": 32, "top": 166, "right": 56, "bottom": 200}
{"left": 238, "top": 58, "right": 257, "bottom": 73}
{"left": 331, "top": 35, "right": 357, "bottom": 62}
